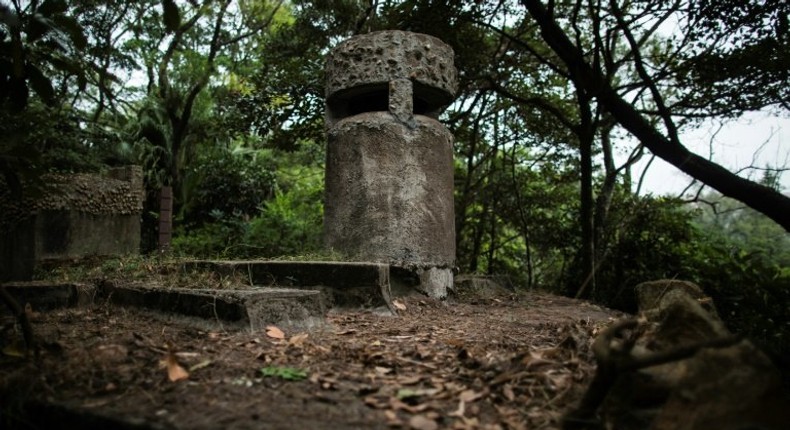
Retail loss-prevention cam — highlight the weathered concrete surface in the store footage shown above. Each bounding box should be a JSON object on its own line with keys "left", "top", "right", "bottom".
{"left": 0, "top": 166, "right": 143, "bottom": 281}
{"left": 323, "top": 31, "right": 458, "bottom": 299}
{"left": 325, "top": 30, "right": 457, "bottom": 126}
{"left": 181, "top": 260, "right": 395, "bottom": 312}
{"left": 99, "top": 282, "right": 326, "bottom": 330}
{"left": 635, "top": 279, "right": 710, "bottom": 312}
{"left": 2, "top": 212, "right": 141, "bottom": 282}
{"left": 2, "top": 261, "right": 395, "bottom": 331}
{"left": 323, "top": 113, "right": 455, "bottom": 269}
{"left": 1, "top": 279, "right": 329, "bottom": 331}
{"left": 0, "top": 282, "right": 93, "bottom": 315}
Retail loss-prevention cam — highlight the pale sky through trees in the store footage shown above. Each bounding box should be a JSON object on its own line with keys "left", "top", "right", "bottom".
{"left": 630, "top": 11, "right": 790, "bottom": 199}
{"left": 631, "top": 112, "right": 790, "bottom": 197}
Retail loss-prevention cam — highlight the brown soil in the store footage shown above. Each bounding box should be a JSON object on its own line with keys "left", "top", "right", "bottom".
{"left": 1, "top": 287, "right": 624, "bottom": 430}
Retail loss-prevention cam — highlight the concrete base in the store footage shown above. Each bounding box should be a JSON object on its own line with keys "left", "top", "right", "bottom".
{"left": 416, "top": 267, "right": 453, "bottom": 299}
{"left": 1, "top": 281, "right": 329, "bottom": 331}
{"left": 1, "top": 260, "right": 429, "bottom": 333}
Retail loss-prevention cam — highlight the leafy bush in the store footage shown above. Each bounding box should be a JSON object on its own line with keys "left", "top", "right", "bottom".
{"left": 551, "top": 196, "right": 703, "bottom": 311}
{"left": 171, "top": 213, "right": 248, "bottom": 258}
{"left": 685, "top": 192, "right": 790, "bottom": 369}
{"left": 173, "top": 146, "right": 323, "bottom": 259}
{"left": 179, "top": 147, "right": 278, "bottom": 228}
{"left": 245, "top": 168, "right": 323, "bottom": 257}
{"left": 694, "top": 236, "right": 790, "bottom": 371}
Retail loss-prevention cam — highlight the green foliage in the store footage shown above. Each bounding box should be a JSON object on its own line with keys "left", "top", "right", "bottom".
{"left": 694, "top": 239, "right": 790, "bottom": 369}
{"left": 245, "top": 167, "right": 323, "bottom": 257}
{"left": 589, "top": 196, "right": 703, "bottom": 310}
{"left": 688, "top": 188, "right": 790, "bottom": 365}
{"left": 693, "top": 193, "right": 790, "bottom": 268}
{"left": 260, "top": 366, "right": 308, "bottom": 381}
{"left": 171, "top": 215, "right": 247, "bottom": 258}
{"left": 680, "top": 0, "right": 790, "bottom": 114}
{"left": 0, "top": 0, "right": 87, "bottom": 111}
{"left": 180, "top": 147, "right": 277, "bottom": 227}
{"left": 0, "top": 1, "right": 92, "bottom": 197}
{"left": 172, "top": 144, "right": 323, "bottom": 259}
{"left": 0, "top": 101, "right": 130, "bottom": 180}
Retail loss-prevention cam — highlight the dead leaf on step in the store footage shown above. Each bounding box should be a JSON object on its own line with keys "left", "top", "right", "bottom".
{"left": 408, "top": 414, "right": 438, "bottom": 430}
{"left": 392, "top": 300, "right": 407, "bottom": 310}
{"left": 364, "top": 395, "right": 386, "bottom": 408}
{"left": 375, "top": 366, "right": 392, "bottom": 376}
{"left": 384, "top": 409, "right": 403, "bottom": 426}
{"left": 161, "top": 352, "right": 189, "bottom": 382}
{"left": 389, "top": 398, "right": 431, "bottom": 414}
{"left": 448, "top": 399, "right": 466, "bottom": 418}
{"left": 502, "top": 384, "right": 516, "bottom": 401}
{"left": 93, "top": 344, "right": 129, "bottom": 363}
{"left": 398, "top": 375, "right": 423, "bottom": 385}
{"left": 266, "top": 325, "right": 285, "bottom": 339}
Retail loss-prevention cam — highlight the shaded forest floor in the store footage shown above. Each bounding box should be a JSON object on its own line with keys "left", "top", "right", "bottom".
{"left": 1, "top": 281, "right": 625, "bottom": 430}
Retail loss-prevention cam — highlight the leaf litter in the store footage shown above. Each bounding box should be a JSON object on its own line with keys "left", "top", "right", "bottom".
{"left": 0, "top": 289, "right": 623, "bottom": 429}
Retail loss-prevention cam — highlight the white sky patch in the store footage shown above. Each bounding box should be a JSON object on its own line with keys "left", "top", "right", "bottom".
{"left": 628, "top": 112, "right": 790, "bottom": 196}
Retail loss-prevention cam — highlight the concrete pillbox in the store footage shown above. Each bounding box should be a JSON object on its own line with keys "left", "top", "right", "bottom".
{"left": 323, "top": 31, "right": 458, "bottom": 298}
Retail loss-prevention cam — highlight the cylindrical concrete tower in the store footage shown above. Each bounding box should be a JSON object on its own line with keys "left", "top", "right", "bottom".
{"left": 323, "top": 31, "right": 458, "bottom": 298}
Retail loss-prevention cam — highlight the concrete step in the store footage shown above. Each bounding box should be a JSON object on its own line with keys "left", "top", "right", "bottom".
{"left": 180, "top": 260, "right": 395, "bottom": 312}
{"left": 1, "top": 281, "right": 327, "bottom": 331}
{"left": 99, "top": 281, "right": 326, "bottom": 330}
{"left": 0, "top": 281, "right": 92, "bottom": 314}
{"left": 2, "top": 260, "right": 395, "bottom": 331}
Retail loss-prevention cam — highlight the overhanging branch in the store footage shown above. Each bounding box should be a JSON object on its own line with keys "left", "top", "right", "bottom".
{"left": 520, "top": 0, "right": 790, "bottom": 231}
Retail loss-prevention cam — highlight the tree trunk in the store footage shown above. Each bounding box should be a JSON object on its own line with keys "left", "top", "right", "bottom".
{"left": 594, "top": 121, "right": 618, "bottom": 259}
{"left": 522, "top": 0, "right": 790, "bottom": 231}
{"left": 576, "top": 90, "right": 596, "bottom": 298}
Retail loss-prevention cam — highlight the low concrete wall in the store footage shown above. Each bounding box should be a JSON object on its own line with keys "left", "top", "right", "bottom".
{"left": 34, "top": 211, "right": 141, "bottom": 259}
{"left": 0, "top": 166, "right": 143, "bottom": 281}
{"left": 0, "top": 218, "right": 36, "bottom": 281}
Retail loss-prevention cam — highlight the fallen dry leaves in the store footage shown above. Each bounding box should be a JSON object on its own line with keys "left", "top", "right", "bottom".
{"left": 265, "top": 325, "right": 285, "bottom": 339}
{"left": 277, "top": 296, "right": 607, "bottom": 429}
{"left": 1, "top": 290, "right": 621, "bottom": 429}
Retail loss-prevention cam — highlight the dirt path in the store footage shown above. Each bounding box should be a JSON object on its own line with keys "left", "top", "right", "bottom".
{"left": 1, "top": 289, "right": 624, "bottom": 429}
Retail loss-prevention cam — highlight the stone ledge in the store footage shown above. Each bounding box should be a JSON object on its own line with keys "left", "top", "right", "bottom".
{"left": 180, "top": 260, "right": 395, "bottom": 312}
{"left": 0, "top": 282, "right": 94, "bottom": 314}
{"left": 99, "top": 282, "right": 327, "bottom": 331}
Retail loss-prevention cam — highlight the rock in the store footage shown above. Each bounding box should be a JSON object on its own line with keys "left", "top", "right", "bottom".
{"left": 653, "top": 341, "right": 788, "bottom": 430}
{"left": 635, "top": 279, "right": 707, "bottom": 311}
{"left": 575, "top": 279, "right": 790, "bottom": 430}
